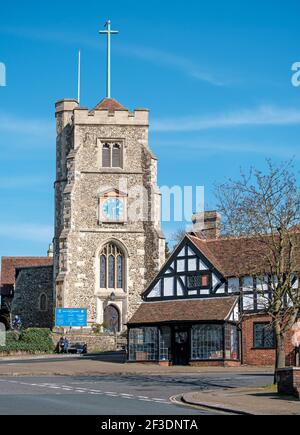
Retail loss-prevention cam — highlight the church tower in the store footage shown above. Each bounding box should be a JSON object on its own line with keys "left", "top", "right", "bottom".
{"left": 53, "top": 23, "right": 165, "bottom": 331}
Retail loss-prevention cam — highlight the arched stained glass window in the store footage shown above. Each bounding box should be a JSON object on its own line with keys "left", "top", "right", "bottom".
{"left": 108, "top": 255, "right": 115, "bottom": 288}
{"left": 100, "top": 243, "right": 125, "bottom": 290}
{"left": 100, "top": 255, "right": 107, "bottom": 288}
{"left": 117, "top": 256, "right": 123, "bottom": 288}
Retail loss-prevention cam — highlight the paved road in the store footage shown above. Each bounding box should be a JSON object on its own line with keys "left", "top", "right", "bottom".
{"left": 0, "top": 371, "right": 273, "bottom": 415}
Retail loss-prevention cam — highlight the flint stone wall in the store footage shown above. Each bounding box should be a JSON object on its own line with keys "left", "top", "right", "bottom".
{"left": 54, "top": 101, "right": 165, "bottom": 330}
{"left": 52, "top": 332, "right": 117, "bottom": 353}
{"left": 12, "top": 266, "right": 54, "bottom": 329}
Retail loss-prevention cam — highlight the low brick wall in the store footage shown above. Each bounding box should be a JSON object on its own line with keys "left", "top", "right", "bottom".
{"left": 242, "top": 314, "right": 295, "bottom": 366}
{"left": 52, "top": 332, "right": 117, "bottom": 353}
{"left": 277, "top": 367, "right": 300, "bottom": 398}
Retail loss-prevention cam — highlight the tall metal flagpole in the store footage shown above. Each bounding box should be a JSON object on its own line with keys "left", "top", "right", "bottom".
{"left": 78, "top": 50, "right": 81, "bottom": 105}
{"left": 99, "top": 20, "right": 119, "bottom": 99}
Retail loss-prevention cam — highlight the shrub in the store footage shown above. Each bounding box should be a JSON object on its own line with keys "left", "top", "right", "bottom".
{"left": 0, "top": 328, "right": 54, "bottom": 354}
{"left": 5, "top": 331, "right": 20, "bottom": 343}
{"left": 91, "top": 323, "right": 103, "bottom": 334}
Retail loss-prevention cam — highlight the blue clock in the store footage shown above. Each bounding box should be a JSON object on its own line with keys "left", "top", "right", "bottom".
{"left": 102, "top": 198, "right": 124, "bottom": 221}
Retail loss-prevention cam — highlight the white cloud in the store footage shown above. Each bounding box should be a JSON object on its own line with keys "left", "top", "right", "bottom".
{"left": 0, "top": 26, "right": 225, "bottom": 87}
{"left": 117, "top": 44, "right": 225, "bottom": 86}
{"left": 0, "top": 113, "right": 53, "bottom": 137}
{"left": 0, "top": 223, "right": 53, "bottom": 243}
{"left": 155, "top": 139, "right": 299, "bottom": 158}
{"left": 152, "top": 105, "right": 300, "bottom": 132}
{"left": 0, "top": 176, "right": 50, "bottom": 189}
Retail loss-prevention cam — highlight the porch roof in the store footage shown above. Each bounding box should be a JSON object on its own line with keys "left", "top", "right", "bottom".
{"left": 128, "top": 296, "right": 238, "bottom": 326}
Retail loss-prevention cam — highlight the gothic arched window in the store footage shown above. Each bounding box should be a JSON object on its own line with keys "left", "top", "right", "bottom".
{"left": 108, "top": 255, "right": 115, "bottom": 288}
{"left": 39, "top": 293, "right": 47, "bottom": 312}
{"left": 100, "top": 255, "right": 107, "bottom": 288}
{"left": 100, "top": 243, "right": 124, "bottom": 290}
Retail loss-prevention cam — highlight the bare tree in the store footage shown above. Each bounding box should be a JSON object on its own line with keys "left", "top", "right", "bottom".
{"left": 215, "top": 160, "right": 300, "bottom": 371}
{"left": 170, "top": 227, "right": 187, "bottom": 248}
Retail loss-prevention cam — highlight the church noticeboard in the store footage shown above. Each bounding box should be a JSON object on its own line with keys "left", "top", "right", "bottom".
{"left": 55, "top": 308, "right": 87, "bottom": 328}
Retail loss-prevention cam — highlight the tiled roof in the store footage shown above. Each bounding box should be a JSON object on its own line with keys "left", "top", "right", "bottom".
{"left": 93, "top": 98, "right": 128, "bottom": 112}
{"left": 188, "top": 235, "right": 226, "bottom": 274}
{"left": 128, "top": 297, "right": 238, "bottom": 325}
{"left": 1, "top": 257, "right": 53, "bottom": 286}
{"left": 189, "top": 232, "right": 300, "bottom": 278}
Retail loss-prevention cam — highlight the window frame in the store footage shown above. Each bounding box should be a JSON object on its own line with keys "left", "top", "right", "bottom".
{"left": 191, "top": 324, "right": 224, "bottom": 361}
{"left": 253, "top": 322, "right": 276, "bottom": 350}
{"left": 39, "top": 293, "right": 48, "bottom": 312}
{"left": 100, "top": 140, "right": 124, "bottom": 169}
{"left": 99, "top": 243, "right": 125, "bottom": 291}
{"left": 186, "top": 272, "right": 211, "bottom": 291}
{"left": 128, "top": 327, "right": 159, "bottom": 362}
{"left": 102, "top": 143, "right": 111, "bottom": 168}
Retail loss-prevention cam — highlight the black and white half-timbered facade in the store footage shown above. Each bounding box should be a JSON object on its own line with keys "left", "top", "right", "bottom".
{"left": 128, "top": 233, "right": 241, "bottom": 366}
{"left": 128, "top": 212, "right": 300, "bottom": 366}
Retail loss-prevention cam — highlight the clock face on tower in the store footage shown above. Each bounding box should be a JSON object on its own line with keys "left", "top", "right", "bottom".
{"left": 102, "top": 198, "right": 124, "bottom": 221}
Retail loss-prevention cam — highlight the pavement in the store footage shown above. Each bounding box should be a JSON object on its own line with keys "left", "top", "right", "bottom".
{"left": 182, "top": 388, "right": 300, "bottom": 415}
{"left": 0, "top": 352, "right": 274, "bottom": 377}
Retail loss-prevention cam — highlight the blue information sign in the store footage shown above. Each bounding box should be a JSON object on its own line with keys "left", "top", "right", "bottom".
{"left": 55, "top": 308, "right": 87, "bottom": 328}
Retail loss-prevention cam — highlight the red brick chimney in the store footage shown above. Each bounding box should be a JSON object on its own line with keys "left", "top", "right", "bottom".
{"left": 191, "top": 211, "right": 221, "bottom": 239}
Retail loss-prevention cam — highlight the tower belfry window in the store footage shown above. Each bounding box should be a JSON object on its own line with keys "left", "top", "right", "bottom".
{"left": 112, "top": 144, "right": 122, "bottom": 168}
{"left": 101, "top": 142, "right": 123, "bottom": 168}
{"left": 102, "top": 143, "right": 111, "bottom": 167}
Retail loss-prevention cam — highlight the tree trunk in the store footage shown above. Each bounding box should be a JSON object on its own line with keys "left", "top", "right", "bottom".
{"left": 274, "top": 334, "right": 286, "bottom": 384}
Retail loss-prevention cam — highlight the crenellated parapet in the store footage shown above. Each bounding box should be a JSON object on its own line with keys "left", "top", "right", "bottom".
{"left": 73, "top": 107, "right": 149, "bottom": 126}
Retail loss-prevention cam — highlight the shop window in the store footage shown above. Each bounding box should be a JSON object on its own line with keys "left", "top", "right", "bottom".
{"left": 225, "top": 324, "right": 239, "bottom": 360}
{"left": 191, "top": 325, "right": 223, "bottom": 360}
{"left": 159, "top": 327, "right": 171, "bottom": 361}
{"left": 128, "top": 327, "right": 158, "bottom": 361}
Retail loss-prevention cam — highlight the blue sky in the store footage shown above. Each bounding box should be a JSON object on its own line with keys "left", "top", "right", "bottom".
{"left": 0, "top": 0, "right": 300, "bottom": 258}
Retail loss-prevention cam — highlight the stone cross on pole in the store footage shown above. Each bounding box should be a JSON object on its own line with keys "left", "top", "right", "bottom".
{"left": 99, "top": 20, "right": 119, "bottom": 99}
